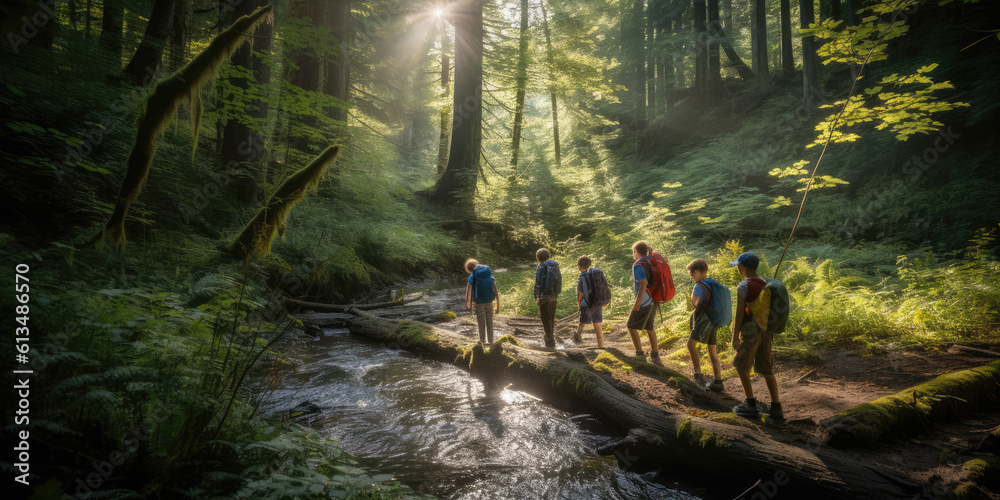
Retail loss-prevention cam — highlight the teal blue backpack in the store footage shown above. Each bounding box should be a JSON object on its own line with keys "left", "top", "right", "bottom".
{"left": 696, "top": 278, "right": 732, "bottom": 327}
{"left": 471, "top": 265, "right": 496, "bottom": 304}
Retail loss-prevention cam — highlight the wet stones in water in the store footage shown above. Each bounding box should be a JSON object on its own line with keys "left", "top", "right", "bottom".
{"left": 290, "top": 400, "right": 324, "bottom": 416}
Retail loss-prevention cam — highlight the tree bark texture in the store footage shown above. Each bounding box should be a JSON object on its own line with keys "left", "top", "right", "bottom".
{"left": 221, "top": 0, "right": 271, "bottom": 205}
{"left": 432, "top": 0, "right": 483, "bottom": 219}
{"left": 751, "top": 0, "right": 769, "bottom": 85}
{"left": 800, "top": 0, "right": 819, "bottom": 103}
{"left": 123, "top": 0, "right": 178, "bottom": 85}
{"left": 324, "top": 0, "right": 351, "bottom": 124}
{"left": 437, "top": 18, "right": 451, "bottom": 176}
{"left": 780, "top": 0, "right": 794, "bottom": 77}
{"left": 707, "top": 0, "right": 721, "bottom": 96}
{"left": 693, "top": 0, "right": 707, "bottom": 101}
{"left": 100, "top": 0, "right": 124, "bottom": 61}
{"left": 510, "top": 0, "right": 529, "bottom": 169}
{"left": 540, "top": 1, "right": 561, "bottom": 167}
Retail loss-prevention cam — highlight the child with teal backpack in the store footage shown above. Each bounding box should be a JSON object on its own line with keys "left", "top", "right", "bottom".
{"left": 686, "top": 258, "right": 729, "bottom": 392}
{"left": 465, "top": 259, "right": 500, "bottom": 345}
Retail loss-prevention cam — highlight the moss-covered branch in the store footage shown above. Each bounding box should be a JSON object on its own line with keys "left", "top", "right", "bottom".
{"left": 226, "top": 146, "right": 339, "bottom": 260}
{"left": 97, "top": 4, "right": 274, "bottom": 249}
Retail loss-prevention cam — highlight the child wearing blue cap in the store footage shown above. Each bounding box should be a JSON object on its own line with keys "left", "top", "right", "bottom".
{"left": 730, "top": 252, "right": 783, "bottom": 420}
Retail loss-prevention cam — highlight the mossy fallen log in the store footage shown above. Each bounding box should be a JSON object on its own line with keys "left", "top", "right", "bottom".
{"left": 337, "top": 309, "right": 878, "bottom": 499}
{"left": 284, "top": 291, "right": 426, "bottom": 312}
{"left": 821, "top": 360, "right": 1000, "bottom": 448}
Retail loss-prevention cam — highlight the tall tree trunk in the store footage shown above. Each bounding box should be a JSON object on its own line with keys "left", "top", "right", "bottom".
{"left": 844, "top": 0, "right": 858, "bottom": 83}
{"left": 751, "top": 0, "right": 769, "bottom": 87}
{"left": 713, "top": 24, "right": 755, "bottom": 80}
{"left": 432, "top": 0, "right": 483, "bottom": 221}
{"left": 707, "top": 0, "right": 721, "bottom": 96}
{"left": 123, "top": 0, "right": 178, "bottom": 85}
{"left": 100, "top": 0, "right": 123, "bottom": 60}
{"left": 722, "top": 0, "right": 732, "bottom": 31}
{"left": 221, "top": 0, "right": 271, "bottom": 205}
{"left": 168, "top": 0, "right": 186, "bottom": 72}
{"left": 288, "top": 0, "right": 324, "bottom": 92}
{"left": 510, "top": 0, "right": 529, "bottom": 169}
{"left": 324, "top": 0, "right": 351, "bottom": 125}
{"left": 646, "top": 7, "right": 656, "bottom": 120}
{"left": 540, "top": 1, "right": 561, "bottom": 168}
{"left": 85, "top": 0, "right": 92, "bottom": 37}
{"left": 69, "top": 0, "right": 78, "bottom": 29}
{"left": 437, "top": 18, "right": 451, "bottom": 176}
{"left": 693, "top": 0, "right": 707, "bottom": 102}
{"left": 801, "top": 0, "right": 819, "bottom": 104}
{"left": 780, "top": 0, "right": 794, "bottom": 78}
{"left": 631, "top": 0, "right": 646, "bottom": 135}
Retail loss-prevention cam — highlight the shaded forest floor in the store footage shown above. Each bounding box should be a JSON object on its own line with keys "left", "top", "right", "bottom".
{"left": 418, "top": 309, "right": 1000, "bottom": 498}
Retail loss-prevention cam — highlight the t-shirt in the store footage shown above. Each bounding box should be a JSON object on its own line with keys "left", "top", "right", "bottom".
{"left": 577, "top": 271, "right": 590, "bottom": 308}
{"left": 632, "top": 263, "right": 653, "bottom": 308}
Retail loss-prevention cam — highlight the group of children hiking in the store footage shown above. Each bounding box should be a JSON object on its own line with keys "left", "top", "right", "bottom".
{"left": 464, "top": 242, "right": 789, "bottom": 420}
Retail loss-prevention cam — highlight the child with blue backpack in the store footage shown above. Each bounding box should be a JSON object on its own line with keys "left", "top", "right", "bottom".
{"left": 465, "top": 259, "right": 500, "bottom": 345}
{"left": 686, "top": 258, "right": 727, "bottom": 392}
{"left": 534, "top": 248, "right": 561, "bottom": 349}
{"left": 575, "top": 256, "right": 609, "bottom": 348}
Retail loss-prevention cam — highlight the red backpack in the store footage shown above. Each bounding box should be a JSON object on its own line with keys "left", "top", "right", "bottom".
{"left": 635, "top": 252, "right": 676, "bottom": 303}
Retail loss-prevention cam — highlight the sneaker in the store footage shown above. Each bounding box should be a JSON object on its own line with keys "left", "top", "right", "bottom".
{"left": 694, "top": 373, "right": 706, "bottom": 385}
{"left": 649, "top": 352, "right": 664, "bottom": 366}
{"left": 708, "top": 379, "right": 725, "bottom": 392}
{"left": 573, "top": 332, "right": 583, "bottom": 343}
{"left": 733, "top": 399, "right": 759, "bottom": 418}
{"left": 768, "top": 402, "right": 784, "bottom": 421}
{"left": 635, "top": 350, "right": 645, "bottom": 357}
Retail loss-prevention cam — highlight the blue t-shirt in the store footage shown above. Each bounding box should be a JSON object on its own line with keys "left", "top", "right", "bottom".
{"left": 577, "top": 271, "right": 590, "bottom": 308}
{"left": 632, "top": 263, "right": 653, "bottom": 307}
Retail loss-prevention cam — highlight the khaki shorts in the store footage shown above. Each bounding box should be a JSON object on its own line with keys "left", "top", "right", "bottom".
{"left": 733, "top": 320, "right": 773, "bottom": 375}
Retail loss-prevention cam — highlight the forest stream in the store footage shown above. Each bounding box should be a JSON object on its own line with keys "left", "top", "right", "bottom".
{"left": 271, "top": 275, "right": 701, "bottom": 500}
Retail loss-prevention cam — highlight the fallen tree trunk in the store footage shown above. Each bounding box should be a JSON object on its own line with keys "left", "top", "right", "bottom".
{"left": 821, "top": 360, "right": 1000, "bottom": 448}
{"left": 337, "top": 309, "right": 886, "bottom": 499}
{"left": 285, "top": 292, "right": 426, "bottom": 312}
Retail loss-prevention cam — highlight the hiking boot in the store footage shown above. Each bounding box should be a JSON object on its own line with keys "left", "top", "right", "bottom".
{"left": 573, "top": 332, "right": 583, "bottom": 343}
{"left": 649, "top": 352, "right": 664, "bottom": 366}
{"left": 694, "top": 373, "right": 706, "bottom": 386}
{"left": 768, "top": 402, "right": 784, "bottom": 421}
{"left": 733, "top": 399, "right": 759, "bottom": 418}
{"left": 707, "top": 379, "right": 725, "bottom": 393}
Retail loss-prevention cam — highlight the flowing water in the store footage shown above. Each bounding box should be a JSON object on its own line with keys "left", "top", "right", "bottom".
{"left": 270, "top": 276, "right": 702, "bottom": 499}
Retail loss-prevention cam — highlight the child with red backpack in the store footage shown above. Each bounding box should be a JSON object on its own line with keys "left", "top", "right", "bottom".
{"left": 465, "top": 258, "right": 500, "bottom": 345}
{"left": 628, "top": 241, "right": 675, "bottom": 365}
{"left": 686, "top": 258, "right": 727, "bottom": 392}
{"left": 575, "top": 255, "right": 610, "bottom": 347}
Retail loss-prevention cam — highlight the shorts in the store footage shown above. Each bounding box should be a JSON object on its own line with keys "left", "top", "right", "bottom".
{"left": 733, "top": 320, "right": 773, "bottom": 375}
{"left": 579, "top": 304, "right": 603, "bottom": 324}
{"left": 626, "top": 303, "right": 655, "bottom": 330}
{"left": 689, "top": 311, "right": 718, "bottom": 345}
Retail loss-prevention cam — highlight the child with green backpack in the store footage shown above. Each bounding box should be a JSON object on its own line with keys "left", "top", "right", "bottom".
{"left": 465, "top": 258, "right": 500, "bottom": 345}
{"left": 686, "top": 258, "right": 728, "bottom": 392}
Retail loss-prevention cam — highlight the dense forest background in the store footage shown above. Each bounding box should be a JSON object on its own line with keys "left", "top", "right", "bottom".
{"left": 1, "top": 0, "right": 999, "bottom": 498}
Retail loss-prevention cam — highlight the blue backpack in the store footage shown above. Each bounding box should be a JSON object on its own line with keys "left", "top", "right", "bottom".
{"left": 471, "top": 265, "right": 496, "bottom": 304}
{"left": 696, "top": 277, "right": 732, "bottom": 327}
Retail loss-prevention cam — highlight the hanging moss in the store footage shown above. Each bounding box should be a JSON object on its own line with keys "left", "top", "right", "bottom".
{"left": 227, "top": 146, "right": 340, "bottom": 260}
{"left": 97, "top": 4, "right": 274, "bottom": 250}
